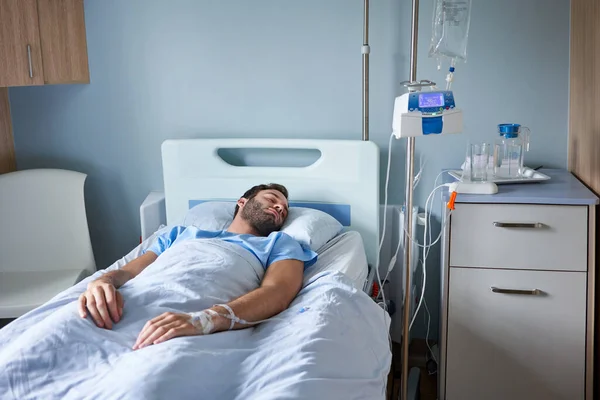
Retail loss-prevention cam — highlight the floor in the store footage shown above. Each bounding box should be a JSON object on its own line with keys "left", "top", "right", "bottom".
{"left": 388, "top": 339, "right": 438, "bottom": 400}
{"left": 0, "top": 318, "right": 14, "bottom": 329}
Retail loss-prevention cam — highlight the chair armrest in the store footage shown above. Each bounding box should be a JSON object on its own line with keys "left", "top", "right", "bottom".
{"left": 140, "top": 191, "right": 166, "bottom": 241}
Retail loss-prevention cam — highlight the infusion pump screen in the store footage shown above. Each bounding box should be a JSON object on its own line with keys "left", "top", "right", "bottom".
{"left": 418, "top": 93, "right": 444, "bottom": 108}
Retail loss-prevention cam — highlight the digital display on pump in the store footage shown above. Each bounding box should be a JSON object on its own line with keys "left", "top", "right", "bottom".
{"left": 418, "top": 92, "right": 445, "bottom": 108}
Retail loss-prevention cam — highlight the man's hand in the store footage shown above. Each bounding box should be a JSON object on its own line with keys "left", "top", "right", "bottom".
{"left": 78, "top": 278, "right": 124, "bottom": 329}
{"left": 77, "top": 252, "right": 158, "bottom": 329}
{"left": 133, "top": 312, "right": 200, "bottom": 350}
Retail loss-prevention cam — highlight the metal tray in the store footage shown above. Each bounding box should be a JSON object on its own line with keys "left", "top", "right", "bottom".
{"left": 448, "top": 167, "right": 551, "bottom": 185}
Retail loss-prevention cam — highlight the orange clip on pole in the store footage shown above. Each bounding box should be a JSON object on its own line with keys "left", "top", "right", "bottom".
{"left": 447, "top": 191, "right": 457, "bottom": 210}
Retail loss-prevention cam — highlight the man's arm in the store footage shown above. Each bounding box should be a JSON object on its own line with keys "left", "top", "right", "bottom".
{"left": 78, "top": 251, "right": 158, "bottom": 329}
{"left": 209, "top": 258, "right": 304, "bottom": 332}
{"left": 133, "top": 259, "right": 304, "bottom": 349}
{"left": 94, "top": 251, "right": 158, "bottom": 289}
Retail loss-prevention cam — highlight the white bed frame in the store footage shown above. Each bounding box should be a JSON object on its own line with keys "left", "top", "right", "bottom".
{"left": 140, "top": 138, "right": 423, "bottom": 397}
{"left": 157, "top": 138, "right": 380, "bottom": 269}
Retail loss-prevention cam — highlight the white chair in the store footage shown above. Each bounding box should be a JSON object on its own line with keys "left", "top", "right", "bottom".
{"left": 0, "top": 169, "right": 96, "bottom": 318}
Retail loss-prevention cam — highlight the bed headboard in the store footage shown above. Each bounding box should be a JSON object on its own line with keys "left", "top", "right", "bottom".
{"left": 161, "top": 139, "right": 380, "bottom": 267}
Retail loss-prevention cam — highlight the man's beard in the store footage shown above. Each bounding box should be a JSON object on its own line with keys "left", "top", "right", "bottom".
{"left": 240, "top": 197, "right": 283, "bottom": 236}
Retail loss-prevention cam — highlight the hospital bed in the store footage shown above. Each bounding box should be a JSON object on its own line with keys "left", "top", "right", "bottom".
{"left": 0, "top": 138, "right": 393, "bottom": 400}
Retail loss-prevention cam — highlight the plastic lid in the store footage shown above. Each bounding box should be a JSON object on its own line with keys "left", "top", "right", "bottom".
{"left": 498, "top": 123, "right": 521, "bottom": 133}
{"left": 498, "top": 123, "right": 520, "bottom": 138}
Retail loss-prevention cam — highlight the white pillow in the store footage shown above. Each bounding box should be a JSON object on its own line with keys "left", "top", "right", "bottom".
{"left": 280, "top": 207, "right": 343, "bottom": 252}
{"left": 182, "top": 202, "right": 343, "bottom": 252}
{"left": 182, "top": 201, "right": 235, "bottom": 231}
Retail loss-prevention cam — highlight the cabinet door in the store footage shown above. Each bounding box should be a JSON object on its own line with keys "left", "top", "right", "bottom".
{"left": 0, "top": 0, "right": 44, "bottom": 86}
{"left": 446, "top": 267, "right": 586, "bottom": 400}
{"left": 37, "top": 0, "right": 89, "bottom": 84}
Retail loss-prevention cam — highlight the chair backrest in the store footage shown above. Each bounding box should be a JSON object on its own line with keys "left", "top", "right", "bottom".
{"left": 0, "top": 169, "right": 96, "bottom": 273}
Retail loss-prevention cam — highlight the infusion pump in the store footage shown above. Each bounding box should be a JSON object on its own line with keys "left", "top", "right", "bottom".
{"left": 392, "top": 90, "right": 463, "bottom": 138}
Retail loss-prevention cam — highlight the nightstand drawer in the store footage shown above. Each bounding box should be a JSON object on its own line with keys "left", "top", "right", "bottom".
{"left": 446, "top": 267, "right": 586, "bottom": 400}
{"left": 450, "top": 203, "right": 587, "bottom": 271}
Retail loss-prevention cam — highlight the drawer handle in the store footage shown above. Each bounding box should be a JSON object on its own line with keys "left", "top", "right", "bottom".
{"left": 493, "top": 222, "right": 544, "bottom": 229}
{"left": 27, "top": 44, "right": 33, "bottom": 78}
{"left": 491, "top": 287, "right": 541, "bottom": 295}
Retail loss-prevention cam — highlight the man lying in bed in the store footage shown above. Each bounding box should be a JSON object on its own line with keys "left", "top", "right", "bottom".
{"left": 77, "top": 183, "right": 317, "bottom": 350}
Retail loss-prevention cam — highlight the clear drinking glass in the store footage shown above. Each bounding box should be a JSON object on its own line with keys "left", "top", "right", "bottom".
{"left": 469, "top": 143, "right": 490, "bottom": 182}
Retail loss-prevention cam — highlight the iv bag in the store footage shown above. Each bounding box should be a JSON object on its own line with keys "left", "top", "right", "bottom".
{"left": 429, "top": 0, "right": 472, "bottom": 63}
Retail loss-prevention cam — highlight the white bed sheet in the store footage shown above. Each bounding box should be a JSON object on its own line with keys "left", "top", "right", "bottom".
{"left": 0, "top": 230, "right": 390, "bottom": 400}
{"left": 117, "top": 226, "right": 369, "bottom": 290}
{"left": 308, "top": 230, "right": 369, "bottom": 289}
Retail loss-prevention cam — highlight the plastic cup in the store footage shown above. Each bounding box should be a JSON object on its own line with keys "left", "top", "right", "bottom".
{"left": 469, "top": 143, "right": 490, "bottom": 182}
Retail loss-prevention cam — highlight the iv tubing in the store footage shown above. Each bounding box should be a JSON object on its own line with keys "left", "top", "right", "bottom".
{"left": 446, "top": 59, "right": 456, "bottom": 90}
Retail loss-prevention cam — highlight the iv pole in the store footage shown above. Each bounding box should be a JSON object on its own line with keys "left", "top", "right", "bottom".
{"left": 403, "top": 0, "right": 420, "bottom": 399}
{"left": 362, "top": 1, "right": 422, "bottom": 398}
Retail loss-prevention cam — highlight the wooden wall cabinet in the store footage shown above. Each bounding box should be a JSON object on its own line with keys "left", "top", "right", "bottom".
{"left": 0, "top": 88, "right": 15, "bottom": 174}
{"left": 0, "top": 0, "right": 89, "bottom": 87}
{"left": 569, "top": 0, "right": 600, "bottom": 395}
{"left": 0, "top": 0, "right": 89, "bottom": 174}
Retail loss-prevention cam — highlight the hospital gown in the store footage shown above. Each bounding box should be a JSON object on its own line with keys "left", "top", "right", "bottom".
{"left": 144, "top": 226, "right": 318, "bottom": 269}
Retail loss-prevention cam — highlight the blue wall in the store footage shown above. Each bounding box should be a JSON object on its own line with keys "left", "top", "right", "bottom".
{"left": 9, "top": 0, "right": 570, "bottom": 339}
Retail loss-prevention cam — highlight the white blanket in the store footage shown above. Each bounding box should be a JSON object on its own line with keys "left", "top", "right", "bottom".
{"left": 0, "top": 238, "right": 391, "bottom": 400}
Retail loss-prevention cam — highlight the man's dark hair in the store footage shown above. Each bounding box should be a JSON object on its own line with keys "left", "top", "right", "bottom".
{"left": 234, "top": 183, "right": 289, "bottom": 217}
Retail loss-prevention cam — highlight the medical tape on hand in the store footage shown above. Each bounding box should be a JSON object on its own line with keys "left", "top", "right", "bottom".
{"left": 191, "top": 304, "right": 315, "bottom": 335}
{"left": 188, "top": 310, "right": 215, "bottom": 335}
{"left": 215, "top": 304, "right": 237, "bottom": 330}
{"left": 204, "top": 304, "right": 318, "bottom": 333}
{"left": 212, "top": 304, "right": 286, "bottom": 328}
